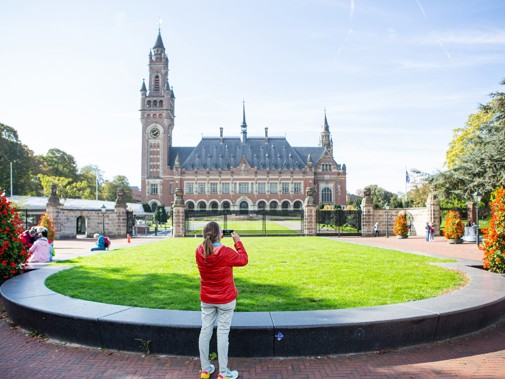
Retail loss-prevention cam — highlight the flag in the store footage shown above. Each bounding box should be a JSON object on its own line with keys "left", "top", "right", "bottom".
{"left": 406, "top": 171, "right": 410, "bottom": 183}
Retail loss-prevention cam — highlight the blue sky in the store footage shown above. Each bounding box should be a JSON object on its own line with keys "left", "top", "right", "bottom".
{"left": 1, "top": 0, "right": 504, "bottom": 195}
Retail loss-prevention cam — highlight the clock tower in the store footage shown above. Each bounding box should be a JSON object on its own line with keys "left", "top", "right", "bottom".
{"left": 140, "top": 30, "right": 175, "bottom": 205}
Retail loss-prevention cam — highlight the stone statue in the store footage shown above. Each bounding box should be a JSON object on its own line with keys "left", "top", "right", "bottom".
{"left": 47, "top": 183, "right": 61, "bottom": 206}
{"left": 115, "top": 188, "right": 127, "bottom": 208}
{"left": 174, "top": 188, "right": 184, "bottom": 207}
{"left": 304, "top": 186, "right": 314, "bottom": 206}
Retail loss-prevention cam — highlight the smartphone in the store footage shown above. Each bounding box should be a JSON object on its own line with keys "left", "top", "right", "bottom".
{"left": 222, "top": 229, "right": 234, "bottom": 236}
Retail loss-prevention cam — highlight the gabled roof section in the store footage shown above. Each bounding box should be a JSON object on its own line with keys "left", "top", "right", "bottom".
{"left": 174, "top": 136, "right": 312, "bottom": 171}
{"left": 293, "top": 147, "right": 325, "bottom": 165}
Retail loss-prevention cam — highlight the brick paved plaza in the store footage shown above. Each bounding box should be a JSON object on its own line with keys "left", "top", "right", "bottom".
{"left": 1, "top": 236, "right": 504, "bottom": 378}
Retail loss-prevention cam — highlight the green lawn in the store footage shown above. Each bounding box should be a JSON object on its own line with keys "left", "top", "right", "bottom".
{"left": 186, "top": 219, "right": 300, "bottom": 235}
{"left": 46, "top": 237, "right": 464, "bottom": 312}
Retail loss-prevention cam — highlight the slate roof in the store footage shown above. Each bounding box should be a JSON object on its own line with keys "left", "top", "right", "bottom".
{"left": 153, "top": 31, "right": 165, "bottom": 49}
{"left": 9, "top": 196, "right": 149, "bottom": 215}
{"left": 169, "top": 136, "right": 327, "bottom": 171}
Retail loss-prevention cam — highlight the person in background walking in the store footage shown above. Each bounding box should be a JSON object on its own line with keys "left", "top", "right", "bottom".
{"left": 429, "top": 223, "right": 435, "bottom": 241}
{"left": 425, "top": 222, "right": 430, "bottom": 242}
{"left": 196, "top": 221, "right": 248, "bottom": 379}
{"left": 373, "top": 222, "right": 379, "bottom": 237}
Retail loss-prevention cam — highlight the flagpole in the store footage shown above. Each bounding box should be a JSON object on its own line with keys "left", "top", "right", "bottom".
{"left": 10, "top": 162, "right": 13, "bottom": 197}
{"left": 405, "top": 166, "right": 408, "bottom": 202}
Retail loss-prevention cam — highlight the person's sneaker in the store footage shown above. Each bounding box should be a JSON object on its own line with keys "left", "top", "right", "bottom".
{"left": 201, "top": 364, "right": 215, "bottom": 379}
{"left": 217, "top": 369, "right": 239, "bottom": 379}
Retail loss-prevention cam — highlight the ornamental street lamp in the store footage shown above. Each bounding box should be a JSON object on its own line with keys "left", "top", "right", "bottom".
{"left": 473, "top": 191, "right": 482, "bottom": 247}
{"left": 385, "top": 203, "right": 390, "bottom": 238}
{"left": 101, "top": 204, "right": 106, "bottom": 235}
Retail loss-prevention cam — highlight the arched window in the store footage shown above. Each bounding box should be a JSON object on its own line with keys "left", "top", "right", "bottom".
{"left": 186, "top": 201, "right": 195, "bottom": 210}
{"left": 222, "top": 201, "right": 231, "bottom": 210}
{"left": 154, "top": 75, "right": 160, "bottom": 92}
{"left": 159, "top": 100, "right": 163, "bottom": 108}
{"left": 146, "top": 100, "right": 151, "bottom": 108}
{"left": 293, "top": 200, "right": 303, "bottom": 210}
{"left": 239, "top": 201, "right": 249, "bottom": 215}
{"left": 269, "top": 201, "right": 278, "bottom": 210}
{"left": 210, "top": 201, "right": 218, "bottom": 210}
{"left": 257, "top": 201, "right": 266, "bottom": 210}
{"left": 281, "top": 201, "right": 290, "bottom": 210}
{"left": 153, "top": 100, "right": 158, "bottom": 107}
{"left": 322, "top": 187, "right": 333, "bottom": 203}
{"left": 198, "top": 201, "right": 207, "bottom": 210}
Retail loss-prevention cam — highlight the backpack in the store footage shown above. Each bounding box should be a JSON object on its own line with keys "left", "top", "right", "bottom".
{"left": 104, "top": 236, "right": 111, "bottom": 249}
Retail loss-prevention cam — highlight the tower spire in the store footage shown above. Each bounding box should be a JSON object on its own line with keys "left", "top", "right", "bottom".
{"left": 319, "top": 109, "right": 333, "bottom": 156}
{"left": 241, "top": 100, "right": 247, "bottom": 143}
{"left": 323, "top": 108, "right": 330, "bottom": 132}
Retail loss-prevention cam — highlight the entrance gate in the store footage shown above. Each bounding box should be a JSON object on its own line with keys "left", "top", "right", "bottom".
{"left": 316, "top": 209, "right": 362, "bottom": 236}
{"left": 185, "top": 209, "right": 304, "bottom": 237}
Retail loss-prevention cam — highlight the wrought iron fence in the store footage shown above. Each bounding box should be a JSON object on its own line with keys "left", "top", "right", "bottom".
{"left": 316, "top": 209, "right": 362, "bottom": 236}
{"left": 15, "top": 209, "right": 46, "bottom": 231}
{"left": 185, "top": 209, "right": 304, "bottom": 237}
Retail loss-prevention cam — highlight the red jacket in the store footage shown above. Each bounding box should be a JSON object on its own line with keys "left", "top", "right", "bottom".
{"left": 196, "top": 241, "right": 248, "bottom": 304}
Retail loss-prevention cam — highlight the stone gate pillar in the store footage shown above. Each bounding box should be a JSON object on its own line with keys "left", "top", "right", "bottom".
{"left": 113, "top": 189, "right": 127, "bottom": 238}
{"left": 172, "top": 188, "right": 185, "bottom": 237}
{"left": 361, "top": 187, "right": 374, "bottom": 237}
{"left": 426, "top": 189, "right": 441, "bottom": 236}
{"left": 303, "top": 187, "right": 317, "bottom": 236}
{"left": 46, "top": 184, "right": 63, "bottom": 239}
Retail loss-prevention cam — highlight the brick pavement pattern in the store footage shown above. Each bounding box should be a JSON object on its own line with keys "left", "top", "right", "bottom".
{"left": 1, "top": 236, "right": 505, "bottom": 378}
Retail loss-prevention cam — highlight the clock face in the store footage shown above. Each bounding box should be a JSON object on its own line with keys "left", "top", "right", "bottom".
{"left": 150, "top": 127, "right": 160, "bottom": 138}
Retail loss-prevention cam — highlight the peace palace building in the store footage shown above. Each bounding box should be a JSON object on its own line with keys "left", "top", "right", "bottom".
{"left": 140, "top": 32, "right": 347, "bottom": 212}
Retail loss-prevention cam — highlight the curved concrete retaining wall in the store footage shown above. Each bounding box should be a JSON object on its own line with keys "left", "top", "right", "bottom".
{"left": 1, "top": 264, "right": 505, "bottom": 357}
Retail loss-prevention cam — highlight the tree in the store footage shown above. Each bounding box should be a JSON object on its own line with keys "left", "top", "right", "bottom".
{"left": 42, "top": 148, "right": 79, "bottom": 181}
{"left": 407, "top": 182, "right": 431, "bottom": 207}
{"left": 0, "top": 123, "right": 39, "bottom": 196}
{"left": 155, "top": 204, "right": 168, "bottom": 224}
{"left": 102, "top": 175, "right": 134, "bottom": 202}
{"left": 78, "top": 165, "right": 104, "bottom": 200}
{"left": 428, "top": 78, "right": 505, "bottom": 202}
{"left": 445, "top": 107, "right": 493, "bottom": 169}
{"left": 359, "top": 185, "right": 405, "bottom": 209}
{"left": 37, "top": 175, "right": 72, "bottom": 197}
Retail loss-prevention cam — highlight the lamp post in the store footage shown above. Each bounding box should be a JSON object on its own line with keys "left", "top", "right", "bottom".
{"left": 101, "top": 204, "right": 106, "bottom": 235}
{"left": 385, "top": 203, "right": 389, "bottom": 238}
{"left": 473, "top": 191, "right": 482, "bottom": 247}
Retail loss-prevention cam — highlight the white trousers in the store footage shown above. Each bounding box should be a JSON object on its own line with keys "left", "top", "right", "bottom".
{"left": 199, "top": 299, "right": 236, "bottom": 374}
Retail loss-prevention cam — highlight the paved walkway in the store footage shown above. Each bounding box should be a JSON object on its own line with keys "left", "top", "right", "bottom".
{"left": 1, "top": 236, "right": 504, "bottom": 378}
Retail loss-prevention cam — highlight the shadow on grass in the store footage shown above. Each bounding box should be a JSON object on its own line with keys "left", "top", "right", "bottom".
{"left": 44, "top": 265, "right": 357, "bottom": 312}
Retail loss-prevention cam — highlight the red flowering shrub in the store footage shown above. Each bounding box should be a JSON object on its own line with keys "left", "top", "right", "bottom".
{"left": 0, "top": 191, "right": 28, "bottom": 280}
{"left": 38, "top": 213, "right": 56, "bottom": 241}
{"left": 480, "top": 188, "right": 505, "bottom": 273}
{"left": 443, "top": 210, "right": 464, "bottom": 239}
{"left": 393, "top": 212, "right": 409, "bottom": 236}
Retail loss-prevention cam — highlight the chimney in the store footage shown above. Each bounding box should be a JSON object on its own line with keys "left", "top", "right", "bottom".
{"left": 220, "top": 127, "right": 223, "bottom": 143}
{"left": 264, "top": 127, "right": 269, "bottom": 143}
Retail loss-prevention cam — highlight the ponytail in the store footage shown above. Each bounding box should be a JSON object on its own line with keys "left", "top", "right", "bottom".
{"left": 202, "top": 221, "right": 221, "bottom": 258}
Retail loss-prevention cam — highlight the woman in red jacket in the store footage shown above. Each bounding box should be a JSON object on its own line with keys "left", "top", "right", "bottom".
{"left": 196, "top": 221, "right": 248, "bottom": 379}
